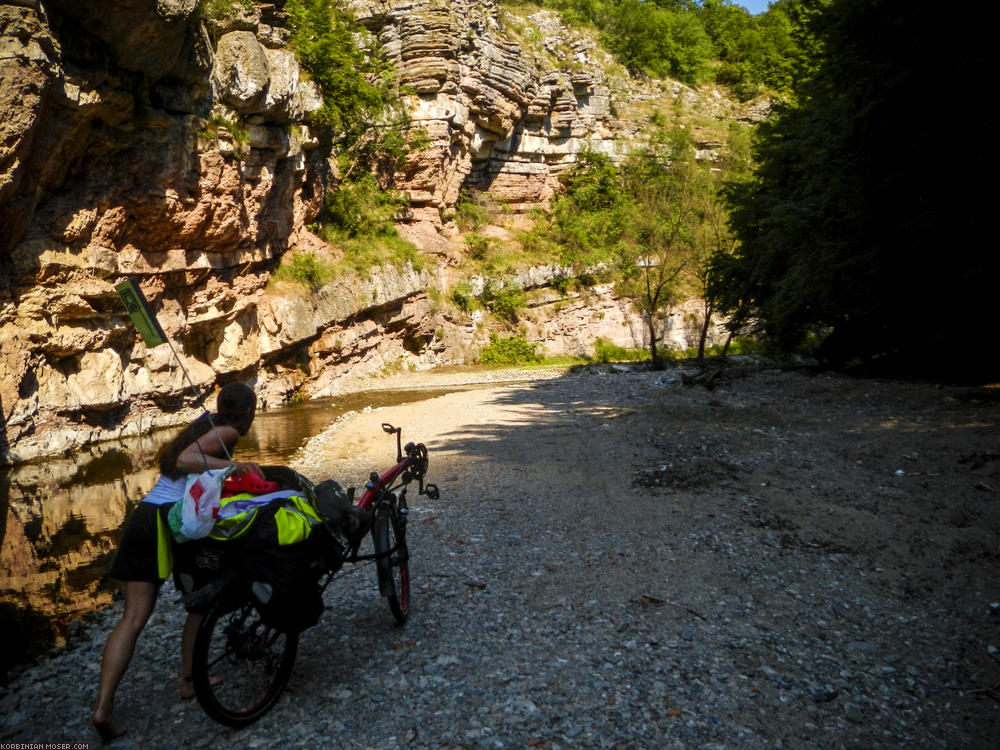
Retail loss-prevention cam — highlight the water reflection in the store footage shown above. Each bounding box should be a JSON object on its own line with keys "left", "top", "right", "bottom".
{"left": 0, "top": 385, "right": 473, "bottom": 675}
{"left": 0, "top": 437, "right": 162, "bottom": 678}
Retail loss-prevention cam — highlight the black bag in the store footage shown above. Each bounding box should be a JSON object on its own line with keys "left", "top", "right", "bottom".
{"left": 240, "top": 501, "right": 328, "bottom": 633}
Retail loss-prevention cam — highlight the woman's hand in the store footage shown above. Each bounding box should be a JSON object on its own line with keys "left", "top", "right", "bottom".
{"left": 175, "top": 424, "right": 252, "bottom": 475}
{"left": 230, "top": 461, "right": 263, "bottom": 478}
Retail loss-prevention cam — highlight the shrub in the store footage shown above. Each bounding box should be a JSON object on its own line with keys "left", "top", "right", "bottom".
{"left": 273, "top": 251, "right": 332, "bottom": 289}
{"left": 550, "top": 273, "right": 571, "bottom": 295}
{"left": 197, "top": 115, "right": 249, "bottom": 147}
{"left": 450, "top": 281, "right": 479, "bottom": 314}
{"left": 478, "top": 334, "right": 542, "bottom": 366}
{"left": 464, "top": 232, "right": 495, "bottom": 261}
{"left": 455, "top": 192, "right": 490, "bottom": 231}
{"left": 323, "top": 173, "right": 407, "bottom": 239}
{"left": 481, "top": 280, "right": 527, "bottom": 323}
{"left": 199, "top": 0, "right": 255, "bottom": 23}
{"left": 592, "top": 337, "right": 649, "bottom": 363}
{"left": 316, "top": 173, "right": 426, "bottom": 274}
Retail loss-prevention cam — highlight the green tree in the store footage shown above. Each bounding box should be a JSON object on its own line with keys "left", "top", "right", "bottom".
{"left": 711, "top": 0, "right": 995, "bottom": 376}
{"left": 690, "top": 124, "right": 751, "bottom": 361}
{"left": 601, "top": 0, "right": 713, "bottom": 83}
{"left": 549, "top": 129, "right": 722, "bottom": 364}
{"left": 614, "top": 132, "right": 707, "bottom": 363}
{"left": 287, "top": 0, "right": 428, "bottom": 258}
{"left": 698, "top": 0, "right": 809, "bottom": 99}
{"left": 551, "top": 151, "right": 629, "bottom": 270}
{"left": 287, "top": 0, "right": 423, "bottom": 180}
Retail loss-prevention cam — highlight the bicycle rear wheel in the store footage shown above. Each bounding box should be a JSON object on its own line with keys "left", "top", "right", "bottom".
{"left": 192, "top": 598, "right": 298, "bottom": 727}
{"left": 373, "top": 508, "right": 410, "bottom": 625}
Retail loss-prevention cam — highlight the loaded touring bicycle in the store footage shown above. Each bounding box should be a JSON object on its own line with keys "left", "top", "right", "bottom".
{"left": 179, "top": 424, "right": 438, "bottom": 726}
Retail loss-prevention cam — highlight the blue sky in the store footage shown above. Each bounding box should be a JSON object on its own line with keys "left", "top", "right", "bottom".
{"left": 738, "top": 0, "right": 772, "bottom": 14}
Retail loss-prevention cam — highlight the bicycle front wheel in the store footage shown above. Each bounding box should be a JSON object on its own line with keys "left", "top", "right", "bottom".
{"left": 192, "top": 598, "right": 298, "bottom": 727}
{"left": 373, "top": 508, "right": 410, "bottom": 625}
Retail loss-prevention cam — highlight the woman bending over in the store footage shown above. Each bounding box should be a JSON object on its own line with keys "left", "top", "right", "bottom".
{"left": 92, "top": 383, "right": 261, "bottom": 741}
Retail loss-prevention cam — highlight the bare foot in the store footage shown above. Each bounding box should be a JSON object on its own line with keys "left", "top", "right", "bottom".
{"left": 180, "top": 674, "right": 220, "bottom": 700}
{"left": 91, "top": 710, "right": 126, "bottom": 743}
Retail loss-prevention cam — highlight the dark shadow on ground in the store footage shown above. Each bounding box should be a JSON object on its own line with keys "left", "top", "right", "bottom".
{"left": 425, "top": 366, "right": 661, "bottom": 466}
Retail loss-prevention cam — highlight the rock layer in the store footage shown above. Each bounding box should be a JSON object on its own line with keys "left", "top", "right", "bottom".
{"left": 1, "top": 0, "right": 744, "bottom": 464}
{"left": 1, "top": 0, "right": 329, "bottom": 462}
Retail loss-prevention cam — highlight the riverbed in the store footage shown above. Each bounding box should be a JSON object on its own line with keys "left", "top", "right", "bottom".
{"left": 2, "top": 364, "right": 997, "bottom": 747}
{"left": 0, "top": 367, "right": 565, "bottom": 676}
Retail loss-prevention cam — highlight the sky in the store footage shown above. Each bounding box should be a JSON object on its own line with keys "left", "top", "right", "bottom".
{"left": 738, "top": 0, "right": 772, "bottom": 14}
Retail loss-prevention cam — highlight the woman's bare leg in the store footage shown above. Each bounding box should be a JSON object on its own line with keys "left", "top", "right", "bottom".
{"left": 179, "top": 612, "right": 202, "bottom": 699}
{"left": 91, "top": 581, "right": 157, "bottom": 740}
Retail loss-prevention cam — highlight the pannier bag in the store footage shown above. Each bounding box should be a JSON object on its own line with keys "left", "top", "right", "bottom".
{"left": 176, "top": 470, "right": 338, "bottom": 633}
{"left": 240, "top": 499, "right": 328, "bottom": 633}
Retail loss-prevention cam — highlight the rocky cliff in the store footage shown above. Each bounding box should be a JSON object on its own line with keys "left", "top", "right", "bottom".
{"left": 1, "top": 0, "right": 748, "bottom": 465}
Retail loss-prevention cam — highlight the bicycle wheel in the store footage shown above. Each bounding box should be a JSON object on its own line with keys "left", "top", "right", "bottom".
{"left": 192, "top": 598, "right": 298, "bottom": 727}
{"left": 373, "top": 507, "right": 410, "bottom": 625}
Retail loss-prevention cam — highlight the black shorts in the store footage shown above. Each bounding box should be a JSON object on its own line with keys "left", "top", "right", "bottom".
{"left": 109, "top": 502, "right": 175, "bottom": 585}
{"left": 111, "top": 503, "right": 241, "bottom": 612}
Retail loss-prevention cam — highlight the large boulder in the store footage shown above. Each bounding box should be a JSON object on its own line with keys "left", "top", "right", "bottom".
{"left": 213, "top": 30, "right": 270, "bottom": 113}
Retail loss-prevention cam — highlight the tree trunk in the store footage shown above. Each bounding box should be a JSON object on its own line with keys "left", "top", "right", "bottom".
{"left": 721, "top": 328, "right": 736, "bottom": 357}
{"left": 696, "top": 301, "right": 714, "bottom": 365}
{"left": 646, "top": 314, "right": 664, "bottom": 370}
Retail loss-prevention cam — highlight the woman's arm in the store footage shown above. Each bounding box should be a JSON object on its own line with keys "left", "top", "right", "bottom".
{"left": 175, "top": 424, "right": 261, "bottom": 477}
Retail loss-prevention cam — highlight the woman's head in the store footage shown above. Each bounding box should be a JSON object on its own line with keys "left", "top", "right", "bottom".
{"left": 216, "top": 382, "right": 256, "bottom": 435}
{"left": 158, "top": 383, "right": 257, "bottom": 477}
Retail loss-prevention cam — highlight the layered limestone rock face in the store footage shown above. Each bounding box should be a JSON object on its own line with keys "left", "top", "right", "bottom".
{"left": 1, "top": 0, "right": 741, "bottom": 465}
{"left": 357, "top": 0, "right": 625, "bottom": 231}
{"left": 1, "top": 0, "right": 351, "bottom": 464}
{"left": 355, "top": 0, "right": 744, "bottom": 237}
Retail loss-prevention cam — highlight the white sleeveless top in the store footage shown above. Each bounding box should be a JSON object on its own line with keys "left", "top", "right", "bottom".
{"left": 141, "top": 476, "right": 187, "bottom": 506}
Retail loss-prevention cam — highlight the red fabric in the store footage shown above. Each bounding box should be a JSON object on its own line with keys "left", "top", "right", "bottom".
{"left": 222, "top": 471, "right": 279, "bottom": 496}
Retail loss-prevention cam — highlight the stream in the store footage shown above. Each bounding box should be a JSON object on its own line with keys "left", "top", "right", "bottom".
{"left": 0, "top": 385, "right": 471, "bottom": 677}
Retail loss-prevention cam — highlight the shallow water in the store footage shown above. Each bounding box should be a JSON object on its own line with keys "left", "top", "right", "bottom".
{"left": 0, "top": 385, "right": 472, "bottom": 675}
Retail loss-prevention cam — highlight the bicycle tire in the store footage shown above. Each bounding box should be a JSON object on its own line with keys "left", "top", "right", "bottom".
{"left": 192, "top": 597, "right": 298, "bottom": 727}
{"left": 373, "top": 508, "right": 410, "bottom": 625}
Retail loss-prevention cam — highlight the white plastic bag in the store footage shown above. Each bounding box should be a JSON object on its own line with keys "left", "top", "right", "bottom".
{"left": 168, "top": 468, "right": 231, "bottom": 542}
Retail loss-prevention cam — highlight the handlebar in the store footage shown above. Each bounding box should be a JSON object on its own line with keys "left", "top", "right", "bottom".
{"left": 372, "top": 424, "right": 439, "bottom": 500}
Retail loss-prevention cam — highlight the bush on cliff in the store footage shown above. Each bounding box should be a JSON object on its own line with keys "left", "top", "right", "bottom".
{"left": 478, "top": 334, "right": 542, "bottom": 365}
{"left": 272, "top": 251, "right": 335, "bottom": 290}
{"left": 288, "top": 0, "right": 428, "bottom": 273}
{"left": 287, "top": 0, "right": 396, "bottom": 142}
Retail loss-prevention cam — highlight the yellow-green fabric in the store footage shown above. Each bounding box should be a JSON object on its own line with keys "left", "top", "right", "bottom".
{"left": 208, "top": 493, "right": 321, "bottom": 544}
{"left": 274, "top": 495, "right": 323, "bottom": 545}
{"left": 156, "top": 506, "right": 174, "bottom": 579}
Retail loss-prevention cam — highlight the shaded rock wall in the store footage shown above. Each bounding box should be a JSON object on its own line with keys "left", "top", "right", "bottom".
{"left": 2, "top": 0, "right": 348, "bottom": 463}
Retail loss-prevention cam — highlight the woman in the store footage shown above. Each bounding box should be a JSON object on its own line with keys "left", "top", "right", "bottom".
{"left": 92, "top": 383, "right": 261, "bottom": 741}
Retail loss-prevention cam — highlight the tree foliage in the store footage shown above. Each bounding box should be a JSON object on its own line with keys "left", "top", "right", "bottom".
{"left": 287, "top": 0, "right": 428, "bottom": 180}
{"left": 287, "top": 0, "right": 427, "bottom": 254}
{"left": 601, "top": 0, "right": 713, "bottom": 83}
{"left": 710, "top": 0, "right": 995, "bottom": 375}
{"left": 702, "top": 0, "right": 801, "bottom": 98}
{"left": 544, "top": 127, "right": 732, "bottom": 362}
{"left": 478, "top": 334, "right": 542, "bottom": 365}
{"left": 287, "top": 0, "right": 395, "bottom": 138}
{"left": 322, "top": 173, "right": 406, "bottom": 238}
{"left": 522, "top": 0, "right": 813, "bottom": 94}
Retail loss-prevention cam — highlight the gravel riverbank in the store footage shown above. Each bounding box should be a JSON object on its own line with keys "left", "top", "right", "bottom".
{"left": 2, "top": 365, "right": 998, "bottom": 748}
